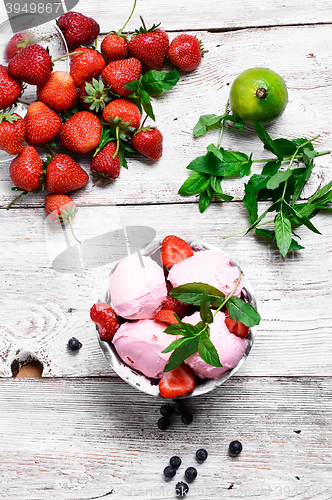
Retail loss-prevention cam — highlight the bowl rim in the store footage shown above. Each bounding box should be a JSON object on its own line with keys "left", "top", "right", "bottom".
{"left": 97, "top": 237, "right": 258, "bottom": 398}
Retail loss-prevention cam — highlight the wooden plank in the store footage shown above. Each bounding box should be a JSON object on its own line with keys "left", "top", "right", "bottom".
{"left": 1, "top": 0, "right": 332, "bottom": 31}
{"left": 1, "top": 203, "right": 331, "bottom": 377}
{"left": 1, "top": 25, "right": 331, "bottom": 208}
{"left": 0, "top": 377, "right": 332, "bottom": 499}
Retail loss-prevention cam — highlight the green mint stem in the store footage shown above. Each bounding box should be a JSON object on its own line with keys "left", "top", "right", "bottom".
{"left": 222, "top": 220, "right": 275, "bottom": 239}
{"left": 217, "top": 99, "right": 229, "bottom": 148}
{"left": 213, "top": 271, "right": 242, "bottom": 316}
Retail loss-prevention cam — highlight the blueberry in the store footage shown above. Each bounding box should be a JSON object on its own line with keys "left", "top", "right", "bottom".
{"left": 229, "top": 440, "right": 243, "bottom": 455}
{"left": 163, "top": 465, "right": 176, "bottom": 478}
{"left": 67, "top": 337, "right": 82, "bottom": 351}
{"left": 181, "top": 412, "right": 193, "bottom": 425}
{"left": 158, "top": 417, "right": 170, "bottom": 430}
{"left": 196, "top": 448, "right": 208, "bottom": 462}
{"left": 170, "top": 456, "right": 182, "bottom": 469}
{"left": 185, "top": 467, "right": 197, "bottom": 481}
{"left": 173, "top": 401, "right": 185, "bottom": 415}
{"left": 160, "top": 404, "right": 174, "bottom": 418}
{"left": 175, "top": 481, "right": 189, "bottom": 497}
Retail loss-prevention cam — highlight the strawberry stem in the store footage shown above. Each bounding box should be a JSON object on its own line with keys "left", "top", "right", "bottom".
{"left": 68, "top": 217, "right": 81, "bottom": 244}
{"left": 113, "top": 127, "right": 120, "bottom": 158}
{"left": 140, "top": 16, "right": 147, "bottom": 31}
{"left": 52, "top": 50, "right": 84, "bottom": 63}
{"left": 119, "top": 0, "right": 137, "bottom": 35}
{"left": 6, "top": 190, "right": 27, "bottom": 210}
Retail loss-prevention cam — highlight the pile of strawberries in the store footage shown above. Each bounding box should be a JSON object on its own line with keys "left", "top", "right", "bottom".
{"left": 0, "top": 7, "right": 204, "bottom": 232}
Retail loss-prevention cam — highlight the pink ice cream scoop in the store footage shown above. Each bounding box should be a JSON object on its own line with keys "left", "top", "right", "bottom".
{"left": 168, "top": 249, "right": 243, "bottom": 297}
{"left": 109, "top": 253, "right": 167, "bottom": 320}
{"left": 183, "top": 311, "right": 248, "bottom": 379}
{"left": 112, "top": 319, "right": 175, "bottom": 378}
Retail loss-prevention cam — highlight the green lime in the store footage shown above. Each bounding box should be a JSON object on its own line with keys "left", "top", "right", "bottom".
{"left": 229, "top": 67, "right": 288, "bottom": 126}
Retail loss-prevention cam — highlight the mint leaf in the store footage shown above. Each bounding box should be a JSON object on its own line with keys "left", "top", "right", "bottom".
{"left": 200, "top": 290, "right": 214, "bottom": 324}
{"left": 266, "top": 170, "right": 292, "bottom": 190}
{"left": 198, "top": 331, "right": 222, "bottom": 367}
{"left": 243, "top": 183, "right": 258, "bottom": 224}
{"left": 178, "top": 172, "right": 210, "bottom": 196}
{"left": 198, "top": 190, "right": 212, "bottom": 213}
{"left": 193, "top": 114, "right": 225, "bottom": 137}
{"left": 209, "top": 176, "right": 233, "bottom": 201}
{"left": 163, "top": 336, "right": 199, "bottom": 372}
{"left": 227, "top": 297, "right": 261, "bottom": 327}
{"left": 274, "top": 211, "right": 292, "bottom": 257}
{"left": 255, "top": 122, "right": 284, "bottom": 160}
{"left": 141, "top": 67, "right": 180, "bottom": 95}
{"left": 169, "top": 282, "right": 226, "bottom": 307}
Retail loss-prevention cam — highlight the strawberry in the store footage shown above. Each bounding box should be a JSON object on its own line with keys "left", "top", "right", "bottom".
{"left": 128, "top": 21, "right": 169, "bottom": 72}
{"left": 45, "top": 154, "right": 89, "bottom": 193}
{"left": 161, "top": 290, "right": 192, "bottom": 319}
{"left": 45, "top": 193, "right": 80, "bottom": 243}
{"left": 132, "top": 126, "right": 163, "bottom": 161}
{"left": 103, "top": 98, "right": 141, "bottom": 131}
{"left": 101, "top": 34, "right": 129, "bottom": 63}
{"left": 8, "top": 43, "right": 52, "bottom": 85}
{"left": 37, "top": 71, "right": 78, "bottom": 112}
{"left": 101, "top": 57, "right": 141, "bottom": 97}
{"left": 59, "top": 111, "right": 102, "bottom": 153}
{"left": 5, "top": 31, "right": 34, "bottom": 61}
{"left": 69, "top": 47, "right": 106, "bottom": 88}
{"left": 0, "top": 65, "right": 22, "bottom": 110}
{"left": 103, "top": 98, "right": 141, "bottom": 158}
{"left": 224, "top": 310, "right": 249, "bottom": 338}
{"left": 78, "top": 79, "right": 111, "bottom": 112}
{"left": 90, "top": 302, "right": 120, "bottom": 341}
{"left": 0, "top": 112, "right": 25, "bottom": 155}
{"left": 57, "top": 11, "right": 100, "bottom": 51}
{"left": 90, "top": 141, "right": 121, "bottom": 185}
{"left": 160, "top": 235, "right": 194, "bottom": 269}
{"left": 9, "top": 145, "right": 43, "bottom": 192}
{"left": 154, "top": 309, "right": 178, "bottom": 325}
{"left": 24, "top": 101, "right": 62, "bottom": 147}
{"left": 158, "top": 363, "right": 196, "bottom": 398}
{"left": 168, "top": 34, "right": 204, "bottom": 72}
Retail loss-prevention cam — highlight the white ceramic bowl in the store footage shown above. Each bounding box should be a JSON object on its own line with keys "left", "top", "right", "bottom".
{"left": 0, "top": 15, "right": 68, "bottom": 162}
{"left": 97, "top": 238, "right": 258, "bottom": 398}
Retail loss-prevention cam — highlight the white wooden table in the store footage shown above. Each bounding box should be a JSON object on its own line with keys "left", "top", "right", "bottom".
{"left": 1, "top": 1, "right": 332, "bottom": 498}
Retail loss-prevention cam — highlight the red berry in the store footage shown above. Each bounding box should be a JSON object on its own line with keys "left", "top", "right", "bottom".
{"left": 224, "top": 313, "right": 249, "bottom": 338}
{"left": 154, "top": 309, "right": 178, "bottom": 325}
{"left": 132, "top": 127, "right": 163, "bottom": 161}
{"left": 37, "top": 71, "right": 78, "bottom": 112}
{"left": 8, "top": 43, "right": 52, "bottom": 85}
{"left": 101, "top": 34, "right": 129, "bottom": 62}
{"left": 0, "top": 112, "right": 25, "bottom": 155}
{"left": 90, "top": 141, "right": 121, "bottom": 184}
{"left": 160, "top": 235, "right": 194, "bottom": 269}
{"left": 69, "top": 47, "right": 106, "bottom": 88}
{"left": 45, "top": 154, "right": 89, "bottom": 193}
{"left": 161, "top": 292, "right": 191, "bottom": 319}
{"left": 90, "top": 302, "right": 120, "bottom": 341}
{"left": 24, "top": 101, "right": 62, "bottom": 147}
{"left": 101, "top": 57, "right": 141, "bottom": 97}
{"left": 159, "top": 363, "right": 196, "bottom": 398}
{"left": 59, "top": 111, "right": 102, "bottom": 154}
{"left": 0, "top": 65, "right": 22, "bottom": 110}
{"left": 5, "top": 31, "right": 34, "bottom": 61}
{"left": 103, "top": 98, "right": 141, "bottom": 131}
{"left": 168, "top": 34, "right": 203, "bottom": 72}
{"left": 57, "top": 11, "right": 100, "bottom": 51}
{"left": 128, "top": 25, "right": 169, "bottom": 71}
{"left": 9, "top": 145, "right": 43, "bottom": 192}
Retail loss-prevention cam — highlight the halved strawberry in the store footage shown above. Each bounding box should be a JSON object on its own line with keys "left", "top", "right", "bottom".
{"left": 160, "top": 235, "right": 194, "bottom": 269}
{"left": 159, "top": 363, "right": 196, "bottom": 398}
{"left": 224, "top": 310, "right": 249, "bottom": 338}
{"left": 162, "top": 291, "right": 192, "bottom": 319}
{"left": 90, "top": 302, "right": 120, "bottom": 341}
{"left": 155, "top": 309, "right": 178, "bottom": 325}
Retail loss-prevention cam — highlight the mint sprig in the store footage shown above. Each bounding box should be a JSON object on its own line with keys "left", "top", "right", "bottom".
{"left": 178, "top": 103, "right": 331, "bottom": 255}
{"left": 162, "top": 275, "right": 260, "bottom": 372}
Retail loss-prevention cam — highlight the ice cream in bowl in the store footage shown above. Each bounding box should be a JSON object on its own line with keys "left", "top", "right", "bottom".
{"left": 90, "top": 235, "right": 260, "bottom": 398}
